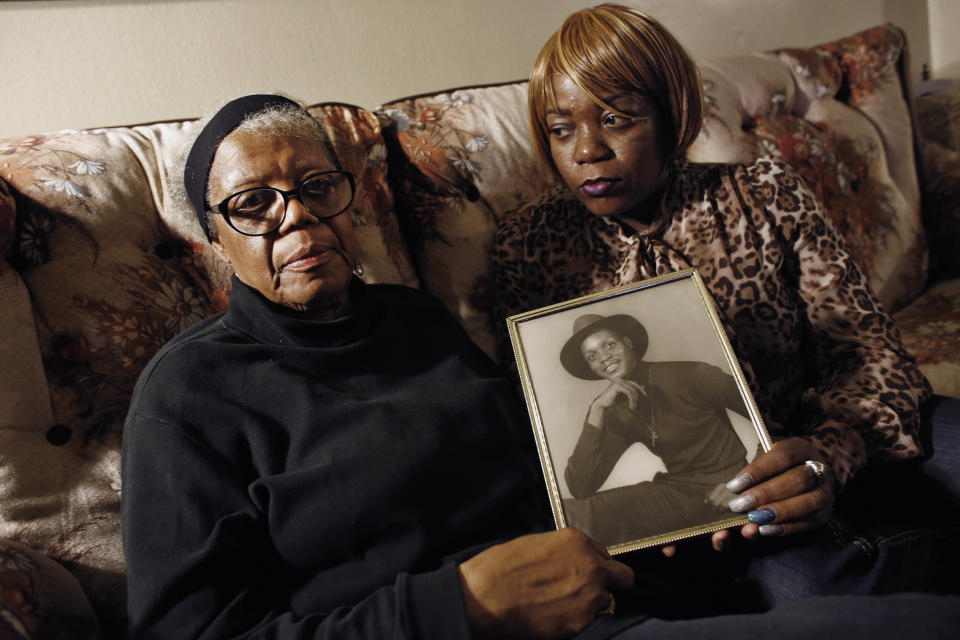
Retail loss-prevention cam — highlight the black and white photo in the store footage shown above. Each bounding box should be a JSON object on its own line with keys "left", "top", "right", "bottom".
{"left": 507, "top": 269, "right": 772, "bottom": 553}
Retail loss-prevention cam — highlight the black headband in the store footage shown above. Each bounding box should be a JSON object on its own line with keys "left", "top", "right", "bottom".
{"left": 184, "top": 94, "right": 306, "bottom": 231}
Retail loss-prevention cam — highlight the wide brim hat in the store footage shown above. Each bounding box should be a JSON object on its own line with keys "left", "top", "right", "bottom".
{"left": 559, "top": 313, "right": 648, "bottom": 380}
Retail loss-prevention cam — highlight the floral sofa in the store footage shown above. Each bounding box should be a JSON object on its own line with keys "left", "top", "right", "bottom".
{"left": 1, "top": 24, "right": 958, "bottom": 639}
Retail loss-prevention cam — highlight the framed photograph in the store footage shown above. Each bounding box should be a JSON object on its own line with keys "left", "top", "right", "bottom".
{"left": 507, "top": 268, "right": 772, "bottom": 554}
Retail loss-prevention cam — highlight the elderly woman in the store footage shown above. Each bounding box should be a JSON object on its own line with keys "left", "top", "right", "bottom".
{"left": 493, "top": 1, "right": 960, "bottom": 596}
{"left": 121, "top": 94, "right": 639, "bottom": 639}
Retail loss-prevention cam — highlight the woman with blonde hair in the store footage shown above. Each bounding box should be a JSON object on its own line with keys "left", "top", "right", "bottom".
{"left": 494, "top": 2, "right": 960, "bottom": 629}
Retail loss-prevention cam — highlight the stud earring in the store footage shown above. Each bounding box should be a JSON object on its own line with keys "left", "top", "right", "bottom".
{"left": 352, "top": 260, "right": 365, "bottom": 277}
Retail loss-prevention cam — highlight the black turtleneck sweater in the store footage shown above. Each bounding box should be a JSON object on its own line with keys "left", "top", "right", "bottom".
{"left": 121, "top": 277, "right": 551, "bottom": 639}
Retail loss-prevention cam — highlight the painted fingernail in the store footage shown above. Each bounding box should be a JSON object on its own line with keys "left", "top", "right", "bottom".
{"left": 759, "top": 524, "right": 784, "bottom": 536}
{"left": 728, "top": 494, "right": 757, "bottom": 512}
{"left": 748, "top": 508, "right": 776, "bottom": 525}
{"left": 726, "top": 473, "right": 753, "bottom": 493}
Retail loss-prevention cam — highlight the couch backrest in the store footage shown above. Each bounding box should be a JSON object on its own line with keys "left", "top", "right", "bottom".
{"left": 0, "top": 23, "right": 926, "bottom": 636}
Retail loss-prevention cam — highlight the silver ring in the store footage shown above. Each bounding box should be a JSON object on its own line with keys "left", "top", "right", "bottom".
{"left": 804, "top": 460, "right": 826, "bottom": 487}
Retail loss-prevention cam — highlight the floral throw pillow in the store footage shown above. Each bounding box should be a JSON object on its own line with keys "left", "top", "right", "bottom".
{"left": 772, "top": 24, "right": 926, "bottom": 310}
{"left": 308, "top": 104, "right": 419, "bottom": 286}
{"left": 379, "top": 83, "right": 556, "bottom": 356}
{"left": 691, "top": 25, "right": 925, "bottom": 312}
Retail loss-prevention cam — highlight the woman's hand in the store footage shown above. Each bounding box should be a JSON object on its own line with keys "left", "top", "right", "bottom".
{"left": 706, "top": 482, "right": 740, "bottom": 510}
{"left": 458, "top": 528, "right": 634, "bottom": 639}
{"left": 587, "top": 379, "right": 647, "bottom": 428}
{"left": 724, "top": 437, "right": 834, "bottom": 539}
{"left": 661, "top": 438, "right": 834, "bottom": 556}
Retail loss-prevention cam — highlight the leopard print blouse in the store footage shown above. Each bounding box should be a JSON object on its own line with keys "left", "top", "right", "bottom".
{"left": 492, "top": 158, "right": 930, "bottom": 489}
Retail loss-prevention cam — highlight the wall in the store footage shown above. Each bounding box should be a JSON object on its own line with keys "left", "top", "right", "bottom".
{"left": 929, "top": 0, "right": 960, "bottom": 78}
{"left": 0, "top": 0, "right": 933, "bottom": 138}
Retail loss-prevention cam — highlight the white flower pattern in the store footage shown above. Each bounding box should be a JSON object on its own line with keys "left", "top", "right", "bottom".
{"left": 452, "top": 156, "right": 481, "bottom": 174}
{"left": 40, "top": 177, "right": 87, "bottom": 197}
{"left": 156, "top": 280, "right": 206, "bottom": 333}
{"left": 466, "top": 135, "right": 489, "bottom": 153}
{"left": 69, "top": 159, "right": 107, "bottom": 175}
{"left": 384, "top": 108, "right": 411, "bottom": 131}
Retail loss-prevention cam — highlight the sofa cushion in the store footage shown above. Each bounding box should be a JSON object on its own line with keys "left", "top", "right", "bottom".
{"left": 0, "top": 124, "right": 171, "bottom": 635}
{"left": 0, "top": 183, "right": 50, "bottom": 431}
{"left": 380, "top": 83, "right": 556, "bottom": 357}
{"left": 894, "top": 278, "right": 960, "bottom": 398}
{"left": 691, "top": 24, "right": 925, "bottom": 312}
{"left": 0, "top": 179, "right": 12, "bottom": 254}
{"left": 0, "top": 103, "right": 413, "bottom": 636}
{"left": 0, "top": 538, "right": 102, "bottom": 639}
{"left": 307, "top": 104, "right": 419, "bottom": 286}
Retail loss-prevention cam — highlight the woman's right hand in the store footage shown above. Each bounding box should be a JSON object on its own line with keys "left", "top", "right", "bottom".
{"left": 458, "top": 528, "right": 634, "bottom": 639}
{"left": 587, "top": 379, "right": 646, "bottom": 427}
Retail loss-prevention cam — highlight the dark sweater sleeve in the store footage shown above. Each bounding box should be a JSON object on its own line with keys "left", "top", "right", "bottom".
{"left": 122, "top": 412, "right": 474, "bottom": 640}
{"left": 564, "top": 419, "right": 633, "bottom": 499}
{"left": 688, "top": 362, "right": 749, "bottom": 420}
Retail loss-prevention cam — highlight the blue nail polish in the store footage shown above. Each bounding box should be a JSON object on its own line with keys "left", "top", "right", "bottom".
{"left": 748, "top": 508, "right": 776, "bottom": 525}
{"left": 728, "top": 494, "right": 757, "bottom": 512}
{"left": 726, "top": 473, "right": 752, "bottom": 493}
{"left": 759, "top": 524, "right": 784, "bottom": 536}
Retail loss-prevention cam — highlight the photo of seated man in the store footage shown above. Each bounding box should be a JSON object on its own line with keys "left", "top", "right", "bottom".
{"left": 559, "top": 312, "right": 752, "bottom": 546}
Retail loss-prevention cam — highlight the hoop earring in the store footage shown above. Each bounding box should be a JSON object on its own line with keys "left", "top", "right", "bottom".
{"left": 352, "top": 260, "right": 365, "bottom": 277}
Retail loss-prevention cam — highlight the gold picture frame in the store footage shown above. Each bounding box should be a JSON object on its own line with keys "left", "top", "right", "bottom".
{"left": 507, "top": 268, "right": 772, "bottom": 555}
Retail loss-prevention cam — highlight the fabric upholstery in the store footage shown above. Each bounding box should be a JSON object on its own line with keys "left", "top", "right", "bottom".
{"left": 894, "top": 279, "right": 960, "bottom": 398}
{"left": 694, "top": 25, "right": 924, "bottom": 311}
{"left": 0, "top": 538, "right": 102, "bottom": 640}
{"left": 307, "top": 104, "right": 419, "bottom": 287}
{"left": 380, "top": 83, "right": 556, "bottom": 357}
{"left": 895, "top": 82, "right": 960, "bottom": 398}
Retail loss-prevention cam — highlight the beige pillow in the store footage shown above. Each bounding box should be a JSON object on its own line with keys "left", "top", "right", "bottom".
{"left": 773, "top": 24, "right": 925, "bottom": 310}
{"left": 380, "top": 83, "right": 556, "bottom": 356}
{"left": 692, "top": 25, "right": 925, "bottom": 312}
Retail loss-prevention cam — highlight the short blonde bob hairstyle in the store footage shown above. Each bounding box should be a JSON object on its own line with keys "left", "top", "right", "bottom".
{"left": 528, "top": 4, "right": 703, "bottom": 175}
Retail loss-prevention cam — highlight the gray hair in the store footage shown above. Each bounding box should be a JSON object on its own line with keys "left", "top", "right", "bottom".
{"left": 172, "top": 96, "right": 340, "bottom": 241}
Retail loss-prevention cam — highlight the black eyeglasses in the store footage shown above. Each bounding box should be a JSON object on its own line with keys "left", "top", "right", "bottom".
{"left": 212, "top": 170, "right": 355, "bottom": 236}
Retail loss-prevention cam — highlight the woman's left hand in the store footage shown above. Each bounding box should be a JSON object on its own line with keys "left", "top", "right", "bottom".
{"left": 722, "top": 437, "right": 834, "bottom": 542}
{"left": 661, "top": 438, "right": 834, "bottom": 556}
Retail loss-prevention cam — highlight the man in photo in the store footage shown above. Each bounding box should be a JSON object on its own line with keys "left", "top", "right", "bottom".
{"left": 561, "top": 313, "right": 751, "bottom": 545}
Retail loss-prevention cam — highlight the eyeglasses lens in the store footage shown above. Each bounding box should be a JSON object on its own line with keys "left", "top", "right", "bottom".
{"left": 225, "top": 172, "right": 353, "bottom": 235}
